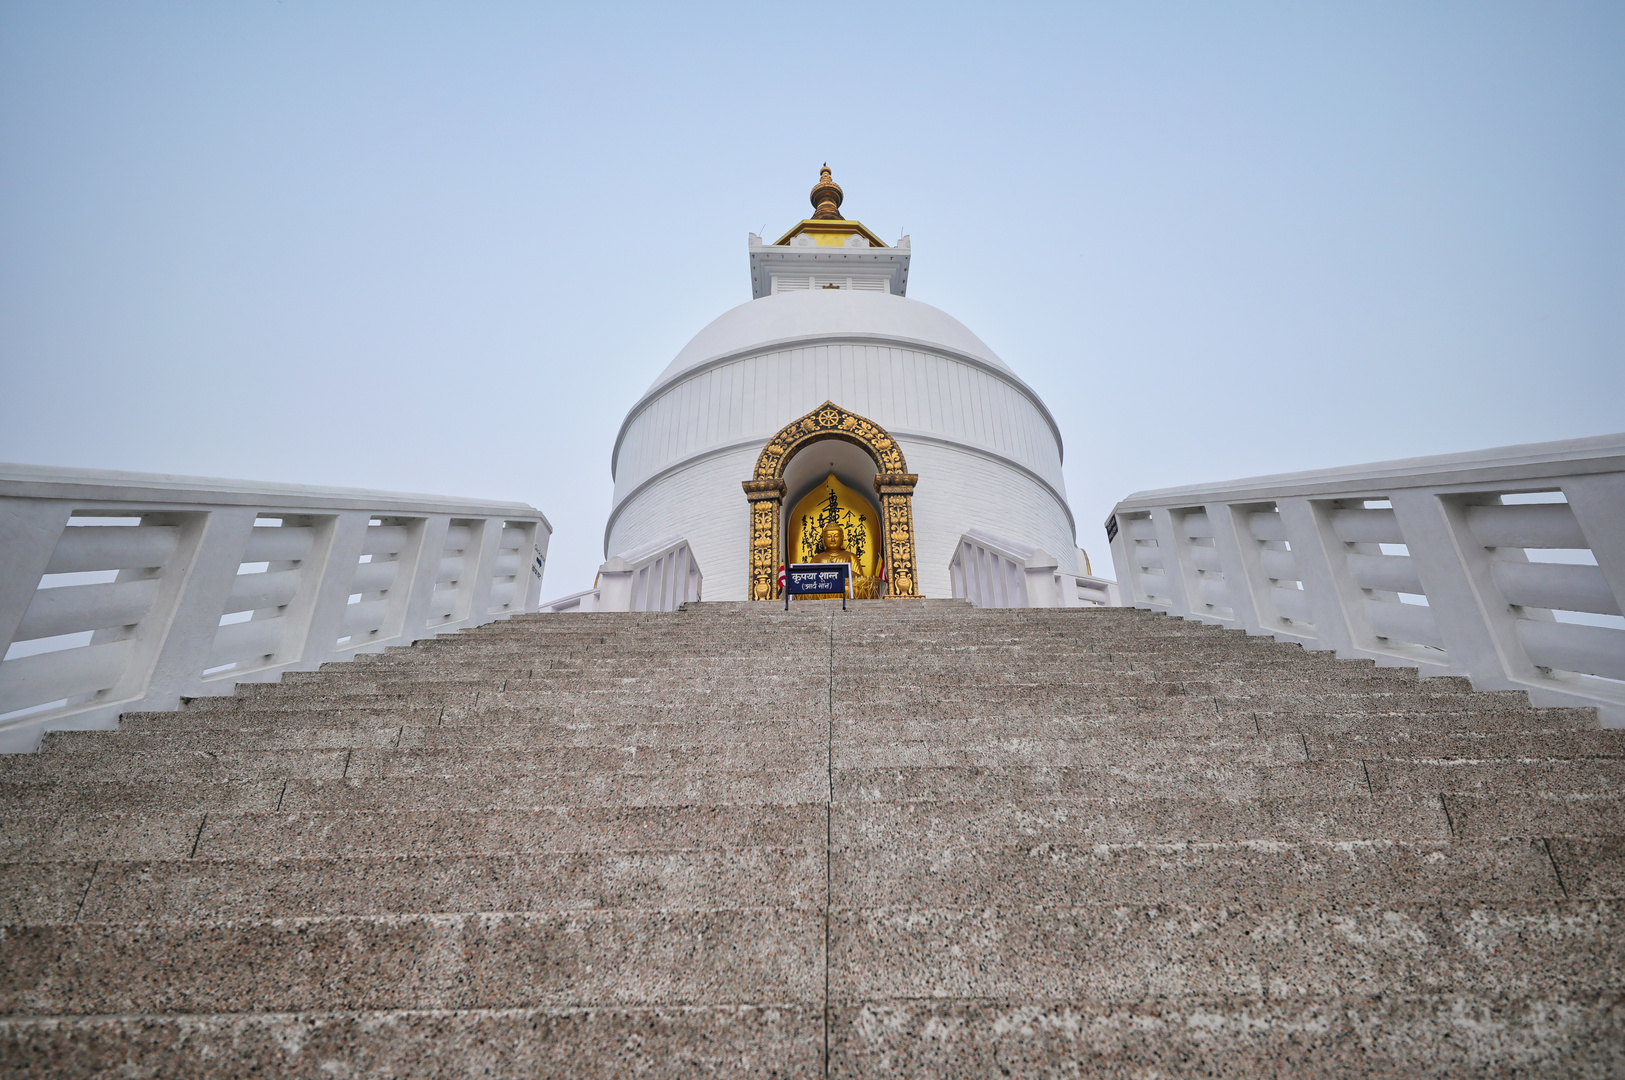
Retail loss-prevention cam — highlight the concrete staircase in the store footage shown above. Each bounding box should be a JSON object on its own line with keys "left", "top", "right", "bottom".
{"left": 2, "top": 600, "right": 1621, "bottom": 1077}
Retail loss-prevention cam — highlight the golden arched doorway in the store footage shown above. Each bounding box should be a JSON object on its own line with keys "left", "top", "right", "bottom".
{"left": 741, "top": 401, "right": 921, "bottom": 600}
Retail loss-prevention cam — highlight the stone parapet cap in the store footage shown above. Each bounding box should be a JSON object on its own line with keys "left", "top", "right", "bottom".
{"left": 0, "top": 462, "right": 547, "bottom": 526}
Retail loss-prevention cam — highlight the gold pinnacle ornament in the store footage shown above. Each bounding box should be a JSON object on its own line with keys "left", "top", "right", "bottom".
{"left": 810, "top": 164, "right": 844, "bottom": 220}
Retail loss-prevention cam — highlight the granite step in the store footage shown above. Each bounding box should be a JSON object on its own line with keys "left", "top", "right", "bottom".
{"left": 11, "top": 742, "right": 827, "bottom": 781}
{"left": 0, "top": 1006, "right": 826, "bottom": 1079}
{"left": 825, "top": 995, "right": 1624, "bottom": 1079}
{"left": 1, "top": 804, "right": 826, "bottom": 861}
{"left": 1, "top": 849, "right": 824, "bottom": 923}
{"left": 4, "top": 900, "right": 1616, "bottom": 1017}
{"left": 825, "top": 898, "right": 1625, "bottom": 1002}
{"left": 0, "top": 909, "right": 826, "bottom": 1014}
{"left": 13, "top": 835, "right": 1621, "bottom": 926}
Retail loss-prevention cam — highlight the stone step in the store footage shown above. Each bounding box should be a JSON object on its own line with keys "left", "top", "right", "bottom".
{"left": 0, "top": 779, "right": 283, "bottom": 814}
{"left": 50, "top": 726, "right": 1309, "bottom": 758}
{"left": 0, "top": 909, "right": 825, "bottom": 1014}
{"left": 46, "top": 716, "right": 822, "bottom": 752}
{"left": 839, "top": 704, "right": 1586, "bottom": 733}
{"left": 0, "top": 805, "right": 825, "bottom": 861}
{"left": 161, "top": 673, "right": 1559, "bottom": 703}
{"left": 832, "top": 760, "right": 1625, "bottom": 800}
{"left": 12, "top": 835, "right": 1621, "bottom": 927}
{"left": 4, "top": 900, "right": 1616, "bottom": 1017}
{"left": 12, "top": 754, "right": 1613, "bottom": 811}
{"left": 833, "top": 837, "right": 1585, "bottom": 908}
{"left": 2, "top": 849, "right": 824, "bottom": 923}
{"left": 2, "top": 767, "right": 830, "bottom": 813}
{"left": 824, "top": 995, "right": 1624, "bottom": 1079}
{"left": 831, "top": 793, "right": 1625, "bottom": 847}
{"left": 875, "top": 690, "right": 1557, "bottom": 714}
{"left": 170, "top": 693, "right": 825, "bottom": 719}
{"left": 1304, "top": 730, "right": 1625, "bottom": 760}
{"left": 5, "top": 743, "right": 828, "bottom": 782}
{"left": 825, "top": 899, "right": 1624, "bottom": 1002}
{"left": 0, "top": 1005, "right": 824, "bottom": 1079}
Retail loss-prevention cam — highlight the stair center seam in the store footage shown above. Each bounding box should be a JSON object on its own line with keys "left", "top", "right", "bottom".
{"left": 824, "top": 606, "right": 835, "bottom": 1078}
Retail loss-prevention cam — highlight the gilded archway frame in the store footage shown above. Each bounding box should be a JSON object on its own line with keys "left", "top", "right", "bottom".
{"left": 743, "top": 401, "right": 921, "bottom": 600}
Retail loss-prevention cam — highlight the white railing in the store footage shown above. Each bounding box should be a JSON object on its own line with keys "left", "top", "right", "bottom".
{"left": 541, "top": 536, "right": 702, "bottom": 613}
{"left": 1107, "top": 434, "right": 1625, "bottom": 726}
{"left": 538, "top": 587, "right": 601, "bottom": 614}
{"left": 950, "top": 529, "right": 1120, "bottom": 609}
{"left": 0, "top": 464, "right": 550, "bottom": 752}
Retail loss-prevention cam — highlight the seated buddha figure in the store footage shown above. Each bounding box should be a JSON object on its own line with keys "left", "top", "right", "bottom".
{"left": 804, "top": 524, "right": 882, "bottom": 600}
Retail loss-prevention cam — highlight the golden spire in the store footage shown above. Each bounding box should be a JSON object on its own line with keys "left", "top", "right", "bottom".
{"left": 810, "top": 164, "right": 844, "bottom": 220}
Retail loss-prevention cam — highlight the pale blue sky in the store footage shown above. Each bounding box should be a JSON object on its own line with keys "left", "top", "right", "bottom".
{"left": 2, "top": 2, "right": 1620, "bottom": 597}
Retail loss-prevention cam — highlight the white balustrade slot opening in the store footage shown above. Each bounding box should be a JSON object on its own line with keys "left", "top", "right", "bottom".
{"left": 0, "top": 465, "right": 551, "bottom": 752}
{"left": 1108, "top": 434, "right": 1625, "bottom": 726}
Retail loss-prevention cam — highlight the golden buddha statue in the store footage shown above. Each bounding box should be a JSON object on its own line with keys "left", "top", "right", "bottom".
{"left": 803, "top": 524, "right": 882, "bottom": 600}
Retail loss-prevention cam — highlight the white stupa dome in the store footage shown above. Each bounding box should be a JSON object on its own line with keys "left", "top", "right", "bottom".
{"left": 651, "top": 289, "right": 1014, "bottom": 384}
{"left": 605, "top": 173, "right": 1076, "bottom": 600}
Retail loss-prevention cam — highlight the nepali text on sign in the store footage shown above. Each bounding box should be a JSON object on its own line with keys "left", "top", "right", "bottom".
{"left": 784, "top": 562, "right": 850, "bottom": 608}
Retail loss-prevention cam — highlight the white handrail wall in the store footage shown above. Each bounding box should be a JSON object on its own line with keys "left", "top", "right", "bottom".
{"left": 538, "top": 588, "right": 602, "bottom": 614}
{"left": 0, "top": 464, "right": 550, "bottom": 752}
{"left": 542, "top": 536, "right": 703, "bottom": 613}
{"left": 950, "top": 529, "right": 1120, "bottom": 609}
{"left": 1107, "top": 434, "right": 1625, "bottom": 726}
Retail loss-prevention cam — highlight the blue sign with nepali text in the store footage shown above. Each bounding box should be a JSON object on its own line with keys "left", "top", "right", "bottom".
{"left": 784, "top": 563, "right": 850, "bottom": 609}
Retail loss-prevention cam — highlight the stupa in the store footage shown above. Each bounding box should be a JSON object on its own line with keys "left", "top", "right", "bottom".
{"left": 605, "top": 167, "right": 1077, "bottom": 599}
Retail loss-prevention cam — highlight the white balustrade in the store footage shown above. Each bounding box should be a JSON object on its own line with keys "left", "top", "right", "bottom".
{"left": 538, "top": 588, "right": 602, "bottom": 614}
{"left": 0, "top": 464, "right": 550, "bottom": 752}
{"left": 541, "top": 536, "right": 703, "bottom": 613}
{"left": 1107, "top": 434, "right": 1625, "bottom": 726}
{"left": 950, "top": 529, "right": 1120, "bottom": 609}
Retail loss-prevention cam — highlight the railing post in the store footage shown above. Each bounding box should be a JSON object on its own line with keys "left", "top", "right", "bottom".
{"left": 0, "top": 499, "right": 71, "bottom": 651}
{"left": 1564, "top": 473, "right": 1625, "bottom": 616}
{"left": 1388, "top": 490, "right": 1502, "bottom": 681}
{"left": 1205, "top": 502, "right": 1265, "bottom": 634}
{"left": 299, "top": 511, "right": 372, "bottom": 669}
{"left": 1022, "top": 551, "right": 1059, "bottom": 608}
{"left": 598, "top": 556, "right": 635, "bottom": 611}
{"left": 396, "top": 515, "right": 451, "bottom": 643}
{"left": 1147, "top": 508, "right": 1195, "bottom": 615}
{"left": 463, "top": 516, "right": 504, "bottom": 624}
{"left": 1275, "top": 497, "right": 1357, "bottom": 654}
{"left": 139, "top": 507, "right": 259, "bottom": 709}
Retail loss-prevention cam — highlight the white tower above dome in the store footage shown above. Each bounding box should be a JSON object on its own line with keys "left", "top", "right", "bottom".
{"left": 606, "top": 168, "right": 1076, "bottom": 600}
{"left": 747, "top": 164, "right": 911, "bottom": 300}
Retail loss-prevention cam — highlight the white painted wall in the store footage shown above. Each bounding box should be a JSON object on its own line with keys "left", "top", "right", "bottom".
{"left": 605, "top": 447, "right": 756, "bottom": 602}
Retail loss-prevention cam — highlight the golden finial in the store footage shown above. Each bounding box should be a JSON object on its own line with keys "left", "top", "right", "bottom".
{"left": 810, "top": 164, "right": 844, "bottom": 220}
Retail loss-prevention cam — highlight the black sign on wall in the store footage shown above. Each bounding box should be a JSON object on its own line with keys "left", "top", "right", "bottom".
{"left": 784, "top": 563, "right": 850, "bottom": 610}
{"left": 1104, "top": 515, "right": 1118, "bottom": 542}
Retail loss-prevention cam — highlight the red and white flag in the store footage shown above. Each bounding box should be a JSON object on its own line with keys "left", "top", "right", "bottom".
{"left": 776, "top": 564, "right": 786, "bottom": 590}
{"left": 878, "top": 561, "right": 886, "bottom": 583}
